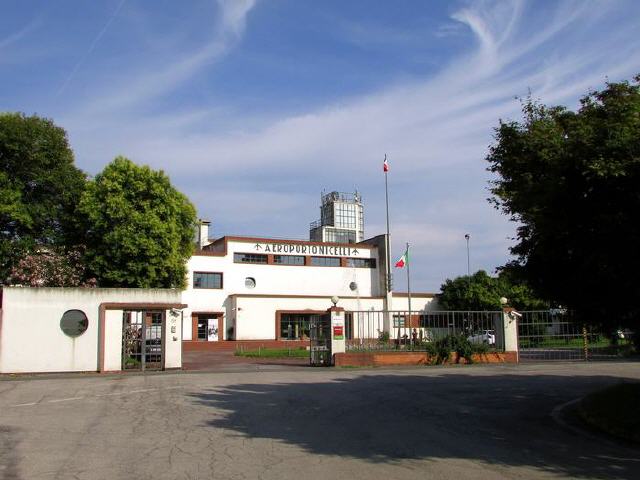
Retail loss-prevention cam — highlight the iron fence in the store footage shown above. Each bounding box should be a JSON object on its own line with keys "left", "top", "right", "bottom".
{"left": 345, "top": 310, "right": 504, "bottom": 352}
{"left": 518, "top": 310, "right": 635, "bottom": 361}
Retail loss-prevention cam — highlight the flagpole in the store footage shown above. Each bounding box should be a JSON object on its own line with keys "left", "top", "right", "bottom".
{"left": 406, "top": 242, "right": 412, "bottom": 347}
{"left": 384, "top": 154, "right": 396, "bottom": 343}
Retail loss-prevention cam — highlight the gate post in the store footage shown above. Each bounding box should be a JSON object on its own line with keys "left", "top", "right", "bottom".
{"left": 328, "top": 305, "right": 346, "bottom": 365}
{"left": 502, "top": 307, "right": 520, "bottom": 363}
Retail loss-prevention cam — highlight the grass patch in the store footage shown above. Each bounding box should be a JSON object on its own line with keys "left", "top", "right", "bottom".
{"left": 578, "top": 383, "right": 640, "bottom": 443}
{"left": 234, "top": 347, "right": 309, "bottom": 358}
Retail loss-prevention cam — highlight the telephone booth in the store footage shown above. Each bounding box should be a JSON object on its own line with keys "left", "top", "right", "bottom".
{"left": 309, "top": 313, "right": 332, "bottom": 366}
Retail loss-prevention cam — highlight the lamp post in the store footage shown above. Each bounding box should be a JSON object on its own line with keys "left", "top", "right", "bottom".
{"left": 464, "top": 233, "right": 470, "bottom": 281}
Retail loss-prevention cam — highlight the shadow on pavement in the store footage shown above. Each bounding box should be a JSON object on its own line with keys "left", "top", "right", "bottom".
{"left": 188, "top": 372, "right": 640, "bottom": 479}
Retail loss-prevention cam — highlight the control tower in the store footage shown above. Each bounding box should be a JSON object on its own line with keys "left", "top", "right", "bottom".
{"left": 309, "top": 191, "right": 364, "bottom": 244}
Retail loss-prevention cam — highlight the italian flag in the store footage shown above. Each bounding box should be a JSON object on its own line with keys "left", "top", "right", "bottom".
{"left": 395, "top": 248, "right": 408, "bottom": 268}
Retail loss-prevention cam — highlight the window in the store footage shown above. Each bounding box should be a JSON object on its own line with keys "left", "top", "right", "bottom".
{"left": 346, "top": 258, "right": 376, "bottom": 268}
{"left": 393, "top": 314, "right": 406, "bottom": 328}
{"left": 234, "top": 253, "right": 268, "bottom": 264}
{"left": 280, "top": 313, "right": 317, "bottom": 340}
{"left": 310, "top": 256, "right": 341, "bottom": 267}
{"left": 273, "top": 255, "right": 305, "bottom": 265}
{"left": 60, "top": 310, "right": 89, "bottom": 337}
{"left": 193, "top": 272, "right": 223, "bottom": 289}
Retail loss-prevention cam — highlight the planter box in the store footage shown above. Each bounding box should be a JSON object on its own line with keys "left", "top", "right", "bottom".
{"left": 334, "top": 351, "right": 518, "bottom": 367}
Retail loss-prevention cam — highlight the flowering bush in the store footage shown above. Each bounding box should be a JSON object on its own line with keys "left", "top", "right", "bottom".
{"left": 6, "top": 248, "right": 96, "bottom": 287}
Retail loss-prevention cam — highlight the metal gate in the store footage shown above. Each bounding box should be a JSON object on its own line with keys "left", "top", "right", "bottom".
{"left": 309, "top": 314, "right": 331, "bottom": 366}
{"left": 518, "top": 310, "right": 633, "bottom": 361}
{"left": 122, "top": 310, "right": 164, "bottom": 371}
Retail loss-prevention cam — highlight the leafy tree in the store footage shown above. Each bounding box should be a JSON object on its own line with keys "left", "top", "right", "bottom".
{"left": 487, "top": 75, "right": 640, "bottom": 329}
{"left": 0, "top": 113, "right": 86, "bottom": 280}
{"left": 78, "top": 156, "right": 197, "bottom": 288}
{"left": 438, "top": 270, "right": 547, "bottom": 311}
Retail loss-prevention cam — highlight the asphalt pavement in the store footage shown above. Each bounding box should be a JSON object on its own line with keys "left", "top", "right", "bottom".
{"left": 1, "top": 362, "right": 639, "bottom": 480}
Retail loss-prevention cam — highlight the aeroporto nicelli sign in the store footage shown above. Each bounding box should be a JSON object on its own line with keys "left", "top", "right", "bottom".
{"left": 252, "top": 242, "right": 361, "bottom": 257}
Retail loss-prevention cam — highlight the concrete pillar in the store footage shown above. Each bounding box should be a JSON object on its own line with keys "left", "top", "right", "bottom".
{"left": 328, "top": 306, "right": 346, "bottom": 363}
{"left": 502, "top": 307, "right": 520, "bottom": 362}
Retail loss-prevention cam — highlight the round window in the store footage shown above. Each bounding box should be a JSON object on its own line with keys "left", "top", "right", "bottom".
{"left": 349, "top": 281, "right": 358, "bottom": 291}
{"left": 60, "top": 310, "right": 89, "bottom": 337}
{"left": 245, "top": 277, "right": 256, "bottom": 289}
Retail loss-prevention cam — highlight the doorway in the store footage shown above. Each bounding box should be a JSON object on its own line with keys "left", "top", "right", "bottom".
{"left": 122, "top": 310, "right": 164, "bottom": 371}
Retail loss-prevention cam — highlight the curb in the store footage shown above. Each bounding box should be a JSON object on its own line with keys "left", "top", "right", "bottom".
{"left": 551, "top": 397, "right": 638, "bottom": 450}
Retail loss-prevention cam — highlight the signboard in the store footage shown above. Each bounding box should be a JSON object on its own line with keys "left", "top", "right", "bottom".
{"left": 207, "top": 318, "right": 218, "bottom": 342}
{"left": 333, "top": 325, "right": 344, "bottom": 340}
{"left": 252, "top": 242, "right": 361, "bottom": 257}
{"left": 332, "top": 315, "right": 344, "bottom": 340}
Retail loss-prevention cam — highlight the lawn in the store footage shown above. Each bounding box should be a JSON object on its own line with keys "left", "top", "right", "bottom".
{"left": 578, "top": 382, "right": 640, "bottom": 443}
{"left": 234, "top": 347, "right": 309, "bottom": 358}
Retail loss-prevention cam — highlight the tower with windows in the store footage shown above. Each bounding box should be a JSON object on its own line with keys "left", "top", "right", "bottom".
{"left": 309, "top": 191, "right": 364, "bottom": 244}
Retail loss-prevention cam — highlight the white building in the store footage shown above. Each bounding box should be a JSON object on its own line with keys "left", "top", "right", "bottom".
{"left": 182, "top": 222, "right": 436, "bottom": 350}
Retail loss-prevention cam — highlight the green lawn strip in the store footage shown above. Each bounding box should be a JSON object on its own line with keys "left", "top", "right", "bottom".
{"left": 578, "top": 383, "right": 640, "bottom": 443}
{"left": 234, "top": 347, "right": 309, "bottom": 358}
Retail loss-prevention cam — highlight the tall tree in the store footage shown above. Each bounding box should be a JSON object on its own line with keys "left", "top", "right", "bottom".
{"left": 438, "top": 270, "right": 547, "bottom": 311}
{"left": 0, "top": 113, "right": 86, "bottom": 280}
{"left": 487, "top": 75, "right": 640, "bottom": 328}
{"left": 79, "top": 156, "right": 197, "bottom": 288}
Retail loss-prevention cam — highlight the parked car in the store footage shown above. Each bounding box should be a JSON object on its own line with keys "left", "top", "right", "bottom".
{"left": 468, "top": 330, "right": 495, "bottom": 345}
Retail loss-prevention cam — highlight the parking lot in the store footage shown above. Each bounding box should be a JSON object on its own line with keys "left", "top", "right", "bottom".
{"left": 1, "top": 362, "right": 639, "bottom": 480}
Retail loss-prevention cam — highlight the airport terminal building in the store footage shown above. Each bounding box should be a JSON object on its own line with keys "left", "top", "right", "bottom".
{"left": 182, "top": 191, "right": 435, "bottom": 348}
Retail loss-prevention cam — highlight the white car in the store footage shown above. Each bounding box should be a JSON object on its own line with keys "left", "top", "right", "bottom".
{"left": 468, "top": 330, "right": 495, "bottom": 345}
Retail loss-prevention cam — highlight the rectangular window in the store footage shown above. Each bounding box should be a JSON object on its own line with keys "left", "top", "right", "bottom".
{"left": 310, "top": 256, "right": 341, "bottom": 267}
{"left": 393, "top": 314, "right": 406, "bottom": 328}
{"left": 234, "top": 253, "right": 268, "bottom": 264}
{"left": 193, "top": 272, "right": 223, "bottom": 289}
{"left": 346, "top": 258, "right": 376, "bottom": 268}
{"left": 280, "top": 313, "right": 317, "bottom": 340}
{"left": 273, "top": 255, "right": 305, "bottom": 265}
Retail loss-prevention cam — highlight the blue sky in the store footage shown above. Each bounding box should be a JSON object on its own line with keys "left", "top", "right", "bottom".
{"left": 2, "top": 0, "right": 639, "bottom": 292}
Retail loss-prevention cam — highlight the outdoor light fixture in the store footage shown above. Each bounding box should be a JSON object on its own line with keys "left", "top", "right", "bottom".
{"left": 500, "top": 297, "right": 508, "bottom": 306}
{"left": 331, "top": 296, "right": 339, "bottom": 306}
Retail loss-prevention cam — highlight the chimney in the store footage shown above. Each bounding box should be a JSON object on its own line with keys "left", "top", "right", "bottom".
{"left": 198, "top": 219, "right": 211, "bottom": 249}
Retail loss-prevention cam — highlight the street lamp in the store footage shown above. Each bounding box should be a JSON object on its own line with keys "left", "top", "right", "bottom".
{"left": 464, "top": 234, "right": 471, "bottom": 276}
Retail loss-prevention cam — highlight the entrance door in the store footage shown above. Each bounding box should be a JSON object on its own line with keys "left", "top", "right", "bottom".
{"left": 195, "top": 314, "right": 221, "bottom": 341}
{"left": 309, "top": 314, "right": 332, "bottom": 366}
{"left": 122, "top": 310, "right": 164, "bottom": 371}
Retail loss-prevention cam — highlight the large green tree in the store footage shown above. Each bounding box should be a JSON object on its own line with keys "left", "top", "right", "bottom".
{"left": 79, "top": 156, "right": 197, "bottom": 288}
{"left": 438, "top": 270, "right": 547, "bottom": 311}
{"left": 0, "top": 113, "right": 86, "bottom": 280}
{"left": 487, "top": 75, "right": 640, "bottom": 328}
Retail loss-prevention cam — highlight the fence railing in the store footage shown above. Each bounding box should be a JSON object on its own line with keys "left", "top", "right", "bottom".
{"left": 345, "top": 310, "right": 505, "bottom": 352}
{"left": 518, "top": 310, "right": 635, "bottom": 361}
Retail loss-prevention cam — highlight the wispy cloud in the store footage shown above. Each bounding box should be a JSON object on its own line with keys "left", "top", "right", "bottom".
{"left": 55, "top": 0, "right": 640, "bottom": 290}
{"left": 68, "top": 0, "right": 256, "bottom": 114}
{"left": 55, "top": 0, "right": 127, "bottom": 97}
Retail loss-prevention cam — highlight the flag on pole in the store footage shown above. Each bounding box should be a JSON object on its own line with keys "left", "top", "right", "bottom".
{"left": 395, "top": 247, "right": 408, "bottom": 268}
{"left": 383, "top": 155, "right": 389, "bottom": 172}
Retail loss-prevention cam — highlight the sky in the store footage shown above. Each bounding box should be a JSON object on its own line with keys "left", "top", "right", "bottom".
{"left": 1, "top": 0, "right": 639, "bottom": 293}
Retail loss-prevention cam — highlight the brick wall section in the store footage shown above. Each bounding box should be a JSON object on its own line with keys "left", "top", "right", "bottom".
{"left": 334, "top": 351, "right": 519, "bottom": 367}
{"left": 183, "top": 340, "right": 309, "bottom": 352}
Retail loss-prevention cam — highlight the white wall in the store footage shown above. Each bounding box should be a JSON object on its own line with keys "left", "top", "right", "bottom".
{"left": 389, "top": 295, "right": 438, "bottom": 312}
{"left": 0, "top": 287, "right": 182, "bottom": 373}
{"left": 103, "top": 310, "right": 123, "bottom": 371}
{"left": 235, "top": 295, "right": 385, "bottom": 340}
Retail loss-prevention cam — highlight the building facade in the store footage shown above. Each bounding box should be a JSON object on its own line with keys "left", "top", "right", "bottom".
{"left": 182, "top": 223, "right": 436, "bottom": 348}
